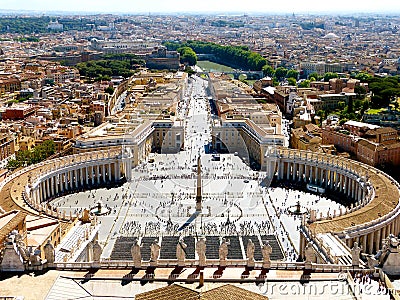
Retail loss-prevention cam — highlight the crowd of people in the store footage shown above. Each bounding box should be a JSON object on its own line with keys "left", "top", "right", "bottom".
{"left": 119, "top": 220, "right": 141, "bottom": 236}
{"left": 352, "top": 271, "right": 389, "bottom": 296}
{"left": 119, "top": 218, "right": 275, "bottom": 239}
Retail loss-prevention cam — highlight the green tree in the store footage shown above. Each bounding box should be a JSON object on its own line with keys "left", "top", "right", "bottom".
{"left": 262, "top": 64, "right": 275, "bottom": 77}
{"left": 275, "top": 67, "right": 288, "bottom": 80}
{"left": 178, "top": 47, "right": 197, "bottom": 66}
{"left": 354, "top": 85, "right": 367, "bottom": 99}
{"left": 324, "top": 72, "right": 338, "bottom": 82}
{"left": 316, "top": 110, "right": 326, "bottom": 120}
{"left": 76, "top": 55, "right": 144, "bottom": 81}
{"left": 6, "top": 159, "right": 21, "bottom": 171}
{"left": 338, "top": 101, "right": 346, "bottom": 110}
{"left": 368, "top": 76, "right": 400, "bottom": 108}
{"left": 360, "top": 100, "right": 370, "bottom": 115}
{"left": 16, "top": 150, "right": 31, "bottom": 166}
{"left": 393, "top": 100, "right": 400, "bottom": 111}
{"left": 287, "top": 77, "right": 297, "bottom": 86}
{"left": 308, "top": 72, "right": 321, "bottom": 81}
{"left": 299, "top": 80, "right": 310, "bottom": 88}
{"left": 347, "top": 97, "right": 354, "bottom": 114}
{"left": 163, "top": 40, "right": 267, "bottom": 70}
{"left": 104, "top": 86, "right": 114, "bottom": 95}
{"left": 371, "top": 95, "right": 386, "bottom": 108}
{"left": 286, "top": 69, "right": 299, "bottom": 80}
{"left": 355, "top": 72, "right": 372, "bottom": 82}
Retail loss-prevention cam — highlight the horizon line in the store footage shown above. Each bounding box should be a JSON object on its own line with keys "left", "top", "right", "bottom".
{"left": 0, "top": 9, "right": 399, "bottom": 16}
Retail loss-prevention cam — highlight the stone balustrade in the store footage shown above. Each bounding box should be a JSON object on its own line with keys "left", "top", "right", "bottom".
{"left": 52, "top": 259, "right": 357, "bottom": 272}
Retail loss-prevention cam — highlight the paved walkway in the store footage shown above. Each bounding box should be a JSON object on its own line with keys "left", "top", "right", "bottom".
{"left": 49, "top": 75, "right": 345, "bottom": 262}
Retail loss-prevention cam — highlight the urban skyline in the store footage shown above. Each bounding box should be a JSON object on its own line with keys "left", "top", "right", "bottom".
{"left": 0, "top": 0, "right": 400, "bottom": 14}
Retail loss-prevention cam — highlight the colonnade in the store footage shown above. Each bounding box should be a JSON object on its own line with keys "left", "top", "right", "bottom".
{"left": 266, "top": 148, "right": 400, "bottom": 256}
{"left": 22, "top": 149, "right": 133, "bottom": 213}
{"left": 274, "top": 159, "right": 367, "bottom": 203}
{"left": 344, "top": 216, "right": 400, "bottom": 254}
{"left": 30, "top": 160, "right": 122, "bottom": 205}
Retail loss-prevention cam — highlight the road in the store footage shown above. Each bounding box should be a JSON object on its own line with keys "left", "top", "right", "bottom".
{"left": 183, "top": 75, "right": 212, "bottom": 160}
{"left": 110, "top": 90, "right": 127, "bottom": 115}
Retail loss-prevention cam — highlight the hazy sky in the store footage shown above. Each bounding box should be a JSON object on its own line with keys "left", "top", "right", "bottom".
{"left": 1, "top": 0, "right": 400, "bottom": 14}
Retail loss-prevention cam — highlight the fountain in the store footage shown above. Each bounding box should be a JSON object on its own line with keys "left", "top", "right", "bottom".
{"left": 90, "top": 200, "right": 111, "bottom": 216}
{"left": 287, "top": 200, "right": 307, "bottom": 215}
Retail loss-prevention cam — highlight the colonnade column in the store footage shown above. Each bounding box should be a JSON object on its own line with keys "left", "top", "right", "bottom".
{"left": 64, "top": 172, "right": 69, "bottom": 191}
{"left": 375, "top": 229, "right": 381, "bottom": 253}
{"left": 69, "top": 171, "right": 73, "bottom": 190}
{"left": 340, "top": 175, "right": 345, "bottom": 193}
{"left": 49, "top": 177, "right": 53, "bottom": 198}
{"left": 335, "top": 172, "right": 339, "bottom": 191}
{"left": 91, "top": 166, "right": 95, "bottom": 185}
{"left": 44, "top": 179, "right": 49, "bottom": 200}
{"left": 362, "top": 234, "right": 367, "bottom": 254}
{"left": 115, "top": 162, "right": 120, "bottom": 181}
{"left": 80, "top": 168, "right": 84, "bottom": 187}
{"left": 368, "top": 231, "right": 374, "bottom": 254}
{"left": 85, "top": 167, "right": 89, "bottom": 186}
{"left": 55, "top": 174, "right": 59, "bottom": 195}
{"left": 381, "top": 226, "right": 387, "bottom": 243}
{"left": 279, "top": 160, "right": 284, "bottom": 180}
{"left": 74, "top": 169, "right": 78, "bottom": 188}
{"left": 298, "top": 164, "right": 304, "bottom": 182}
{"left": 96, "top": 164, "right": 100, "bottom": 185}
{"left": 395, "top": 217, "right": 400, "bottom": 236}
{"left": 41, "top": 182, "right": 45, "bottom": 200}
{"left": 292, "top": 163, "right": 296, "bottom": 181}
{"left": 35, "top": 188, "right": 41, "bottom": 204}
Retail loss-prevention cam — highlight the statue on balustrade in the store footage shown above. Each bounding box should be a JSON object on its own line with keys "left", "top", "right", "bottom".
{"left": 131, "top": 238, "right": 142, "bottom": 268}
{"left": 44, "top": 240, "right": 55, "bottom": 264}
{"left": 304, "top": 242, "right": 316, "bottom": 264}
{"left": 219, "top": 238, "right": 230, "bottom": 266}
{"left": 351, "top": 242, "right": 362, "bottom": 267}
{"left": 176, "top": 236, "right": 187, "bottom": 266}
{"left": 246, "top": 239, "right": 255, "bottom": 267}
{"left": 150, "top": 239, "right": 161, "bottom": 266}
{"left": 79, "top": 209, "right": 91, "bottom": 223}
{"left": 29, "top": 249, "right": 42, "bottom": 266}
{"left": 0, "top": 233, "right": 26, "bottom": 271}
{"left": 14, "top": 232, "right": 29, "bottom": 262}
{"left": 262, "top": 241, "right": 272, "bottom": 268}
{"left": 196, "top": 237, "right": 206, "bottom": 267}
{"left": 92, "top": 240, "right": 102, "bottom": 263}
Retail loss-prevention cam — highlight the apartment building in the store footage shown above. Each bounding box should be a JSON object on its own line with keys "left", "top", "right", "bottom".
{"left": 0, "top": 134, "right": 16, "bottom": 169}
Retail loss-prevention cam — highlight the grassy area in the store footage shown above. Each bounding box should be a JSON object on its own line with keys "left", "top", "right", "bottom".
{"left": 196, "top": 60, "right": 234, "bottom": 72}
{"left": 365, "top": 108, "right": 387, "bottom": 115}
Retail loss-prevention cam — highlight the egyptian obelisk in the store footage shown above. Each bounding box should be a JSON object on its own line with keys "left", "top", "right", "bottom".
{"left": 196, "top": 155, "right": 202, "bottom": 212}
